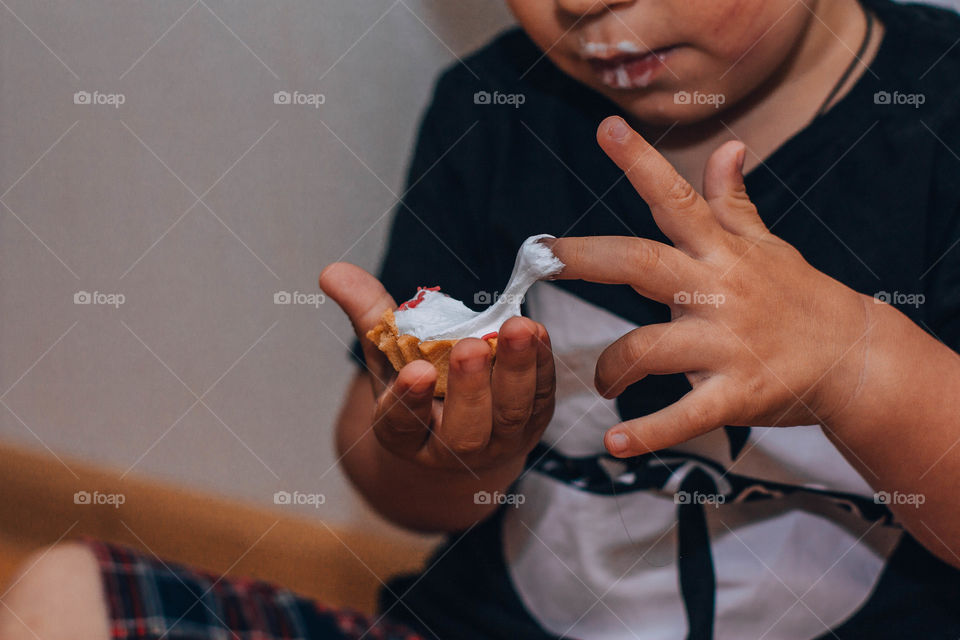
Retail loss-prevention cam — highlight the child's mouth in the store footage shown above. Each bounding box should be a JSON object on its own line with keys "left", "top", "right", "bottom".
{"left": 586, "top": 46, "right": 676, "bottom": 90}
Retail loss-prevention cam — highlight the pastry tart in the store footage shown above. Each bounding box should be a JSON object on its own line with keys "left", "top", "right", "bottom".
{"left": 366, "top": 234, "right": 563, "bottom": 396}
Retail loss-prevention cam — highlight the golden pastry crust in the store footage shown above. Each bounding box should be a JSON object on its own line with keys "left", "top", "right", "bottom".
{"left": 366, "top": 308, "right": 497, "bottom": 397}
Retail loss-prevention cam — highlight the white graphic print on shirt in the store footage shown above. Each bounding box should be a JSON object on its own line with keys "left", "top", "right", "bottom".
{"left": 502, "top": 282, "right": 901, "bottom": 640}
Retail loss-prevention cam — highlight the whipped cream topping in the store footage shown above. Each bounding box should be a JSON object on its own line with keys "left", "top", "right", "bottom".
{"left": 393, "top": 234, "right": 564, "bottom": 341}
{"left": 579, "top": 40, "right": 644, "bottom": 58}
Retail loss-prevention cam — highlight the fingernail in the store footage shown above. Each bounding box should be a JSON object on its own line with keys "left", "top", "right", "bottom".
{"left": 608, "top": 432, "right": 629, "bottom": 454}
{"left": 505, "top": 335, "right": 533, "bottom": 351}
{"left": 607, "top": 117, "right": 629, "bottom": 142}
{"left": 459, "top": 355, "right": 487, "bottom": 373}
{"left": 408, "top": 381, "right": 432, "bottom": 396}
{"left": 736, "top": 145, "right": 746, "bottom": 174}
{"left": 537, "top": 237, "right": 556, "bottom": 249}
{"left": 594, "top": 369, "right": 604, "bottom": 392}
{"left": 398, "top": 381, "right": 427, "bottom": 399}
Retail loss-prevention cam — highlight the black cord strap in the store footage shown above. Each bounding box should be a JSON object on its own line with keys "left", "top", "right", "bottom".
{"left": 817, "top": 8, "right": 876, "bottom": 117}
{"left": 676, "top": 468, "right": 718, "bottom": 640}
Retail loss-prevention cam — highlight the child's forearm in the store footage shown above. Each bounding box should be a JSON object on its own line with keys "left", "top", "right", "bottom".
{"left": 334, "top": 372, "right": 525, "bottom": 532}
{"left": 825, "top": 302, "right": 960, "bottom": 567}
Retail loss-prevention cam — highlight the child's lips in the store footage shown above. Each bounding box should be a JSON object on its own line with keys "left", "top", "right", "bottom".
{"left": 586, "top": 46, "right": 676, "bottom": 89}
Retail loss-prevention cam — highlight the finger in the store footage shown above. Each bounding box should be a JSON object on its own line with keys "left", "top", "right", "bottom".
{"left": 604, "top": 378, "right": 734, "bottom": 457}
{"left": 526, "top": 324, "right": 556, "bottom": 439}
{"left": 548, "top": 236, "right": 705, "bottom": 304}
{"left": 598, "top": 116, "right": 726, "bottom": 256}
{"left": 320, "top": 262, "right": 397, "bottom": 394}
{"left": 595, "top": 322, "right": 719, "bottom": 398}
{"left": 372, "top": 360, "right": 437, "bottom": 458}
{"left": 433, "top": 338, "right": 494, "bottom": 458}
{"left": 319, "top": 262, "right": 396, "bottom": 335}
{"left": 703, "top": 140, "right": 769, "bottom": 239}
{"left": 490, "top": 317, "right": 539, "bottom": 440}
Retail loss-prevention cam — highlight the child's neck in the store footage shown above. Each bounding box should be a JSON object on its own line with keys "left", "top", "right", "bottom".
{"left": 637, "top": 0, "right": 884, "bottom": 191}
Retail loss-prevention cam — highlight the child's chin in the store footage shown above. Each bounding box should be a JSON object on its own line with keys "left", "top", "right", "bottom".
{"left": 617, "top": 95, "right": 731, "bottom": 127}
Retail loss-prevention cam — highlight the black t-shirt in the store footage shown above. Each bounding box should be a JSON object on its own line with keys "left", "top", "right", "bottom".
{"left": 355, "top": 1, "right": 960, "bottom": 638}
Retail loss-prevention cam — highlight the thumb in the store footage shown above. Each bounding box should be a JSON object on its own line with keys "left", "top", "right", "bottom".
{"left": 319, "top": 262, "right": 397, "bottom": 393}
{"left": 703, "top": 141, "right": 768, "bottom": 239}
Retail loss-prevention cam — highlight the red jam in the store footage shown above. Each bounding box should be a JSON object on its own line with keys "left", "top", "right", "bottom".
{"left": 481, "top": 332, "right": 498, "bottom": 341}
{"left": 397, "top": 286, "right": 441, "bottom": 311}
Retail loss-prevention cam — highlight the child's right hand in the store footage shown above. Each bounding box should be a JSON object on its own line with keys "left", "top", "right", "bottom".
{"left": 320, "top": 263, "right": 556, "bottom": 474}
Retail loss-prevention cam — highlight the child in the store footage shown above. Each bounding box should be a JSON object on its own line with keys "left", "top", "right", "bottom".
{"left": 3, "top": 0, "right": 960, "bottom": 638}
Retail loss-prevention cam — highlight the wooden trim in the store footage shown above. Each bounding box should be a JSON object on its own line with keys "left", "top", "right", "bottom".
{"left": 0, "top": 441, "right": 435, "bottom": 613}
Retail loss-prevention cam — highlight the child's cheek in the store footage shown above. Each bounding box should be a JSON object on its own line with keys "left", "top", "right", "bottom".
{"left": 682, "top": 0, "right": 796, "bottom": 63}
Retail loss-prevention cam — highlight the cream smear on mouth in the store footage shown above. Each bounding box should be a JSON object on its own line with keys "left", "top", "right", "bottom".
{"left": 393, "top": 234, "right": 564, "bottom": 342}
{"left": 580, "top": 40, "right": 644, "bottom": 57}
{"left": 580, "top": 40, "right": 674, "bottom": 89}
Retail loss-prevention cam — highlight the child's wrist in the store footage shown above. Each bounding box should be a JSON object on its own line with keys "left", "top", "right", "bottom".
{"left": 818, "top": 297, "right": 906, "bottom": 434}
{"left": 812, "top": 293, "right": 875, "bottom": 430}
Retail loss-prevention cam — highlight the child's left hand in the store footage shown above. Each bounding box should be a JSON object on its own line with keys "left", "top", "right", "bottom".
{"left": 549, "top": 116, "right": 875, "bottom": 458}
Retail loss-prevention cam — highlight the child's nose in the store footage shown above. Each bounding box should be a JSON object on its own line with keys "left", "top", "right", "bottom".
{"left": 556, "top": 0, "right": 633, "bottom": 17}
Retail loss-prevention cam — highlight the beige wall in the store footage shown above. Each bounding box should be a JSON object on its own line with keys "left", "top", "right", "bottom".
{"left": 0, "top": 0, "right": 513, "bottom": 528}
